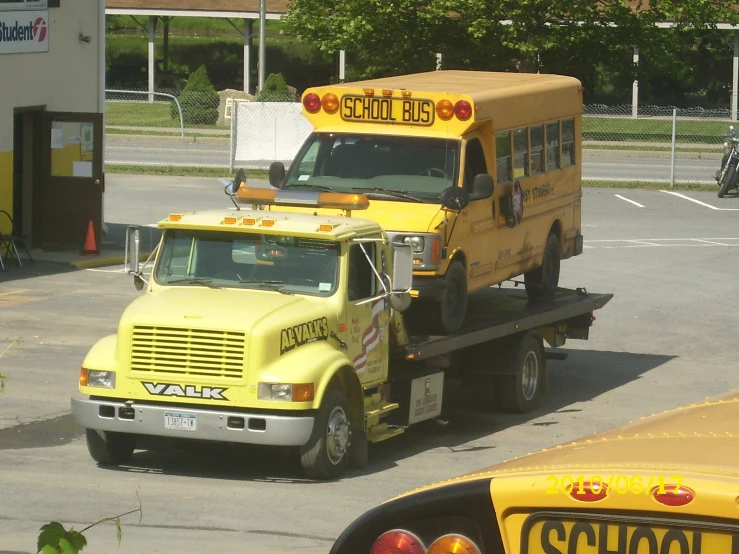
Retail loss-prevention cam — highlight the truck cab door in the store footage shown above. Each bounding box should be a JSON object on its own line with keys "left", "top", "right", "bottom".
{"left": 344, "top": 240, "right": 390, "bottom": 387}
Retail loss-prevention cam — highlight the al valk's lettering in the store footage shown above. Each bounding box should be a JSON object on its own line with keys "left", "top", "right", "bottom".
{"left": 280, "top": 317, "right": 330, "bottom": 355}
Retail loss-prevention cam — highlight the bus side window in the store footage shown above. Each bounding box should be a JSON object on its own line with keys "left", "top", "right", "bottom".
{"left": 530, "top": 125, "right": 545, "bottom": 175}
{"left": 464, "top": 138, "right": 488, "bottom": 189}
{"left": 495, "top": 131, "right": 512, "bottom": 184}
{"left": 348, "top": 243, "right": 377, "bottom": 301}
{"left": 546, "top": 121, "right": 561, "bottom": 172}
{"left": 513, "top": 128, "right": 529, "bottom": 179}
{"left": 561, "top": 118, "right": 576, "bottom": 167}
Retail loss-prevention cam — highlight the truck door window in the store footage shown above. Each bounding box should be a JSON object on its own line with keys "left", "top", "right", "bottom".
{"left": 495, "top": 131, "right": 512, "bottom": 184}
{"left": 463, "top": 138, "right": 488, "bottom": 189}
{"left": 561, "top": 118, "right": 576, "bottom": 167}
{"left": 513, "top": 128, "right": 529, "bottom": 179}
{"left": 530, "top": 125, "right": 545, "bottom": 175}
{"left": 546, "top": 121, "right": 561, "bottom": 171}
{"left": 348, "top": 243, "right": 377, "bottom": 301}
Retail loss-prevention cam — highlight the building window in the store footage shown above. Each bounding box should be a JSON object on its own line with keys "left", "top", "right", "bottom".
{"left": 561, "top": 118, "right": 576, "bottom": 167}
{"left": 0, "top": 0, "right": 48, "bottom": 10}
{"left": 495, "top": 131, "right": 512, "bottom": 184}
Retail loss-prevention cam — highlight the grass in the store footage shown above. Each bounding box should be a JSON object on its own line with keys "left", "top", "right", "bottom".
{"left": 582, "top": 180, "right": 717, "bottom": 191}
{"left": 584, "top": 117, "right": 730, "bottom": 144}
{"left": 105, "top": 128, "right": 228, "bottom": 138}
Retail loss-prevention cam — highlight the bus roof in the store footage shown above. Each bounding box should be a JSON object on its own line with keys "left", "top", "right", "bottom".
{"left": 305, "top": 70, "right": 583, "bottom": 132}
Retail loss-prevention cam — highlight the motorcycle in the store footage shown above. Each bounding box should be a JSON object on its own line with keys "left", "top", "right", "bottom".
{"left": 715, "top": 125, "right": 739, "bottom": 198}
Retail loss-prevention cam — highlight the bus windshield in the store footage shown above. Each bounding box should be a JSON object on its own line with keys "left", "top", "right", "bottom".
{"left": 283, "top": 133, "right": 460, "bottom": 202}
{"left": 154, "top": 229, "right": 339, "bottom": 297}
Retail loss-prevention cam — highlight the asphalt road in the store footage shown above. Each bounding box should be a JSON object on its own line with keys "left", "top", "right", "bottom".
{"left": 1, "top": 177, "right": 739, "bottom": 553}
{"left": 104, "top": 136, "right": 721, "bottom": 183}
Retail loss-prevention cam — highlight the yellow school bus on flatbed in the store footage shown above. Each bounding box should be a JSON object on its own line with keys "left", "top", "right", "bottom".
{"left": 265, "top": 70, "right": 585, "bottom": 334}
{"left": 330, "top": 388, "right": 739, "bottom": 553}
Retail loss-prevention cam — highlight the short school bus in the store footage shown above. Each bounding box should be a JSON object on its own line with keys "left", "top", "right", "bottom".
{"left": 264, "top": 70, "right": 585, "bottom": 335}
{"left": 329, "top": 388, "right": 739, "bottom": 553}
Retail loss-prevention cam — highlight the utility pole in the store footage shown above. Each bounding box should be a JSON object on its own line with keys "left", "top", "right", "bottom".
{"left": 258, "top": 0, "right": 266, "bottom": 93}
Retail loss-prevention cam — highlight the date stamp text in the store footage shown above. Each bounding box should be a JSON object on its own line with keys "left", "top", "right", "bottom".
{"left": 545, "top": 475, "right": 684, "bottom": 496}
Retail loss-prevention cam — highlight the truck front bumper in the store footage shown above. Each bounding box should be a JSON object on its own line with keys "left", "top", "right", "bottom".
{"left": 71, "top": 397, "right": 315, "bottom": 447}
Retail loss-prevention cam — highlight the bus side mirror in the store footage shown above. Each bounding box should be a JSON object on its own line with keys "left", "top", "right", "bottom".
{"left": 440, "top": 186, "right": 469, "bottom": 211}
{"left": 269, "top": 162, "right": 286, "bottom": 187}
{"left": 468, "top": 174, "right": 494, "bottom": 200}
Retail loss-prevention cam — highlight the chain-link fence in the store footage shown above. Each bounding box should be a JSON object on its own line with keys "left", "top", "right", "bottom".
{"left": 104, "top": 88, "right": 735, "bottom": 184}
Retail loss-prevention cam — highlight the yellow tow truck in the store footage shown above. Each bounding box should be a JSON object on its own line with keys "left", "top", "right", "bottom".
{"left": 71, "top": 178, "right": 611, "bottom": 479}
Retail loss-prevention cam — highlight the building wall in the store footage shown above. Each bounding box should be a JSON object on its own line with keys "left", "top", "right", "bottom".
{"left": 0, "top": 0, "right": 103, "bottom": 235}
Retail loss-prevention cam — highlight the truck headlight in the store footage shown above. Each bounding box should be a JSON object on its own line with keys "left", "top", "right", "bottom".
{"left": 258, "top": 383, "right": 314, "bottom": 402}
{"left": 403, "top": 236, "right": 425, "bottom": 252}
{"left": 82, "top": 369, "right": 116, "bottom": 389}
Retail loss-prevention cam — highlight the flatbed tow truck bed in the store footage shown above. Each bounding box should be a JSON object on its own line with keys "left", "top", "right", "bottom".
{"left": 396, "top": 285, "right": 613, "bottom": 361}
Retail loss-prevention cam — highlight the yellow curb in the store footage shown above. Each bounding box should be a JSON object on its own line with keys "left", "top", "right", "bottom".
{"left": 68, "top": 252, "right": 152, "bottom": 270}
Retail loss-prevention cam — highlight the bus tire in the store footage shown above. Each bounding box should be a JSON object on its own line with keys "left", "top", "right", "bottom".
{"left": 525, "top": 233, "right": 560, "bottom": 301}
{"left": 437, "top": 260, "right": 468, "bottom": 334}
{"left": 493, "top": 333, "right": 545, "bottom": 414}
{"left": 718, "top": 165, "right": 735, "bottom": 198}
{"left": 300, "top": 390, "right": 351, "bottom": 479}
{"left": 85, "top": 429, "right": 137, "bottom": 465}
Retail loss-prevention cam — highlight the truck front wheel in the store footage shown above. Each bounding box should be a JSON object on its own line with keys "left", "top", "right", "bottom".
{"left": 85, "top": 429, "right": 137, "bottom": 465}
{"left": 300, "top": 390, "right": 351, "bottom": 479}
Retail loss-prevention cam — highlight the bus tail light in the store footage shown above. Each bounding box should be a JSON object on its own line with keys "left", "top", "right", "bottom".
{"left": 436, "top": 99, "right": 454, "bottom": 121}
{"left": 569, "top": 481, "right": 609, "bottom": 502}
{"left": 303, "top": 93, "right": 321, "bottom": 113}
{"left": 653, "top": 486, "right": 694, "bottom": 506}
{"left": 454, "top": 100, "right": 472, "bottom": 121}
{"left": 321, "top": 93, "right": 339, "bottom": 114}
{"left": 370, "top": 530, "right": 425, "bottom": 554}
{"left": 428, "top": 534, "right": 481, "bottom": 554}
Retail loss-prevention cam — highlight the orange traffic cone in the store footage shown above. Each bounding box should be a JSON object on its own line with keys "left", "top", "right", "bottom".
{"left": 81, "top": 220, "right": 99, "bottom": 256}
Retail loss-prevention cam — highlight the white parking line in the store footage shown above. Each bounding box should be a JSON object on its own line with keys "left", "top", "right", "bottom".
{"left": 660, "top": 190, "right": 739, "bottom": 211}
{"left": 615, "top": 194, "right": 645, "bottom": 208}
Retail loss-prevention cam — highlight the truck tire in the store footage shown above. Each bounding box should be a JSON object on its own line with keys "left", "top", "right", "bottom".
{"left": 493, "top": 333, "right": 545, "bottom": 414}
{"left": 85, "top": 429, "right": 137, "bottom": 465}
{"left": 718, "top": 165, "right": 736, "bottom": 198}
{"left": 300, "top": 390, "right": 351, "bottom": 479}
{"left": 525, "top": 233, "right": 560, "bottom": 301}
{"left": 348, "top": 431, "right": 368, "bottom": 470}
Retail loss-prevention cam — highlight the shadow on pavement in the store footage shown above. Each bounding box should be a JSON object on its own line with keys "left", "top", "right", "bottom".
{"left": 74, "top": 349, "right": 675, "bottom": 483}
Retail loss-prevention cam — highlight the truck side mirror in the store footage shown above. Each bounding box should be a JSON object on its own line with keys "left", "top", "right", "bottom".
{"left": 440, "top": 186, "right": 469, "bottom": 211}
{"left": 389, "top": 242, "right": 413, "bottom": 311}
{"left": 468, "top": 174, "right": 494, "bottom": 201}
{"left": 125, "top": 225, "right": 140, "bottom": 275}
{"left": 269, "top": 162, "right": 286, "bottom": 187}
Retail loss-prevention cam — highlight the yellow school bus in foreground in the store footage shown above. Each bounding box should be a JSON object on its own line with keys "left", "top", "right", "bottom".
{"left": 329, "top": 388, "right": 739, "bottom": 553}
{"left": 266, "top": 70, "right": 585, "bottom": 334}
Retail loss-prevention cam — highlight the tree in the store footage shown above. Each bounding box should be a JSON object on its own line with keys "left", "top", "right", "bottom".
{"left": 281, "top": 0, "right": 739, "bottom": 103}
{"left": 257, "top": 72, "right": 294, "bottom": 101}
{"left": 171, "top": 65, "right": 220, "bottom": 125}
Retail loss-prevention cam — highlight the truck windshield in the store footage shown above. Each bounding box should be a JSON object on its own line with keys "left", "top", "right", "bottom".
{"left": 154, "top": 229, "right": 339, "bottom": 296}
{"left": 283, "top": 133, "right": 460, "bottom": 202}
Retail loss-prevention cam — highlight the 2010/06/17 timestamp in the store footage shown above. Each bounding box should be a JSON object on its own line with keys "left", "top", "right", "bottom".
{"left": 545, "top": 475, "right": 684, "bottom": 495}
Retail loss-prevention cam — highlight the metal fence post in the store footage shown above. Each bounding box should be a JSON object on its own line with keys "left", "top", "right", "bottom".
{"left": 670, "top": 108, "right": 677, "bottom": 188}
{"left": 229, "top": 96, "right": 236, "bottom": 174}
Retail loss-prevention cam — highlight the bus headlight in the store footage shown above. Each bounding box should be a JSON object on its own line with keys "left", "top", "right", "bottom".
{"left": 403, "top": 236, "right": 425, "bottom": 252}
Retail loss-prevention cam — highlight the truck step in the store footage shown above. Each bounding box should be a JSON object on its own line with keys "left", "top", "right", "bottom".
{"left": 367, "top": 424, "right": 405, "bottom": 444}
{"left": 364, "top": 401, "right": 400, "bottom": 418}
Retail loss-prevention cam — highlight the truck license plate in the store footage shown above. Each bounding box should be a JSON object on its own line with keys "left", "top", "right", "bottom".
{"left": 164, "top": 412, "right": 197, "bottom": 432}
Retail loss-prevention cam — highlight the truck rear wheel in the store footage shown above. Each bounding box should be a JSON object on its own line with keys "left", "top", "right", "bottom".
{"left": 525, "top": 233, "right": 560, "bottom": 301}
{"left": 494, "top": 333, "right": 545, "bottom": 413}
{"left": 85, "top": 429, "right": 137, "bottom": 465}
{"left": 300, "top": 390, "right": 351, "bottom": 479}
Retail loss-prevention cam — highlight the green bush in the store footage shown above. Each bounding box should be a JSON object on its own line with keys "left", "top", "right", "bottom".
{"left": 257, "top": 72, "right": 294, "bottom": 102}
{"left": 170, "top": 65, "right": 220, "bottom": 125}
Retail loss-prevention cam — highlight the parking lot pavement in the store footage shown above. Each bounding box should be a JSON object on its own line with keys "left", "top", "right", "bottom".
{"left": 1, "top": 177, "right": 739, "bottom": 552}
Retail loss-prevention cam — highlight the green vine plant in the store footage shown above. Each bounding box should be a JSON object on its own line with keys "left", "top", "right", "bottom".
{"left": 37, "top": 491, "right": 142, "bottom": 553}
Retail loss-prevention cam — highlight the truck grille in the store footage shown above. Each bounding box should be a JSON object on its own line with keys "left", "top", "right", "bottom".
{"left": 130, "top": 325, "right": 245, "bottom": 381}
